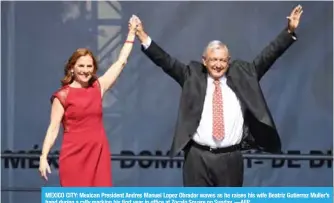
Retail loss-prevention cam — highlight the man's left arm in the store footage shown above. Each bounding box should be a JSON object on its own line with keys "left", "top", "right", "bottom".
{"left": 252, "top": 5, "right": 303, "bottom": 80}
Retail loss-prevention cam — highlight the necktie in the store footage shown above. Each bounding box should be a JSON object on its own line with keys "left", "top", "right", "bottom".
{"left": 212, "top": 80, "right": 224, "bottom": 140}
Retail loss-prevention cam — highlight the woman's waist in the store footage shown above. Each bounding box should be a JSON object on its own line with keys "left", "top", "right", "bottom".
{"left": 63, "top": 123, "right": 104, "bottom": 133}
{"left": 63, "top": 129, "right": 107, "bottom": 140}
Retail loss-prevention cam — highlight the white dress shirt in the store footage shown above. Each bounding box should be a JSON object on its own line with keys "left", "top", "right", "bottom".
{"left": 192, "top": 76, "right": 244, "bottom": 148}
{"left": 142, "top": 37, "right": 244, "bottom": 148}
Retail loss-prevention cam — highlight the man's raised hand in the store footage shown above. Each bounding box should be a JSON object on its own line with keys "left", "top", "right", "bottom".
{"left": 287, "top": 5, "right": 303, "bottom": 33}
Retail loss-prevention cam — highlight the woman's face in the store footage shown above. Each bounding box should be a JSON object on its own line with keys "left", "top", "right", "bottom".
{"left": 72, "top": 55, "right": 95, "bottom": 84}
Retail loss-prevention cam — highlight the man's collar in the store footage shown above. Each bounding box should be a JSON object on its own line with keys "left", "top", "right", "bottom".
{"left": 207, "top": 74, "right": 227, "bottom": 84}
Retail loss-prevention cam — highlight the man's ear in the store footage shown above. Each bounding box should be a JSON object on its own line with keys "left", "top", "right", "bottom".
{"left": 202, "top": 56, "right": 207, "bottom": 67}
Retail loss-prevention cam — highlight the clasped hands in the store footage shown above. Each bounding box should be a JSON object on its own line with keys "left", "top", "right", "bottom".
{"left": 128, "top": 15, "right": 143, "bottom": 35}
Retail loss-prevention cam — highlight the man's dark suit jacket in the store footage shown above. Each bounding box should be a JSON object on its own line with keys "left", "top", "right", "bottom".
{"left": 142, "top": 28, "right": 296, "bottom": 157}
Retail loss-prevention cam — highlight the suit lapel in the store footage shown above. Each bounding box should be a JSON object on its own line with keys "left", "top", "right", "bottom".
{"left": 226, "top": 69, "right": 247, "bottom": 114}
{"left": 226, "top": 74, "right": 236, "bottom": 92}
{"left": 226, "top": 70, "right": 251, "bottom": 141}
{"left": 199, "top": 65, "right": 208, "bottom": 107}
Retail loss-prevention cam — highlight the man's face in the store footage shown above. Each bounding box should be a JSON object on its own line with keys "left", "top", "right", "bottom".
{"left": 202, "top": 48, "right": 230, "bottom": 80}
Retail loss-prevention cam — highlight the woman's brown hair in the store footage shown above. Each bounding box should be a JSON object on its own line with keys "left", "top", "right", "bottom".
{"left": 61, "top": 48, "right": 99, "bottom": 86}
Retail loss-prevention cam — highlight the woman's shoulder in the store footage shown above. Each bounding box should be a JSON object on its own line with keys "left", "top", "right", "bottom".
{"left": 50, "top": 85, "right": 71, "bottom": 106}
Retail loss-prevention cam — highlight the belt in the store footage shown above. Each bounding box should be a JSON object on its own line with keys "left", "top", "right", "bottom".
{"left": 190, "top": 140, "right": 241, "bottom": 153}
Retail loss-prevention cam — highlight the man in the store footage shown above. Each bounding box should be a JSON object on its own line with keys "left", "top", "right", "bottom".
{"left": 133, "top": 5, "right": 303, "bottom": 186}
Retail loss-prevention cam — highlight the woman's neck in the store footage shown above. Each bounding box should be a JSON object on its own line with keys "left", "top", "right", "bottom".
{"left": 69, "top": 80, "right": 89, "bottom": 88}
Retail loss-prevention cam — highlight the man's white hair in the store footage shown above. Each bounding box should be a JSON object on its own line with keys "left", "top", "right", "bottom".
{"left": 202, "top": 40, "right": 229, "bottom": 58}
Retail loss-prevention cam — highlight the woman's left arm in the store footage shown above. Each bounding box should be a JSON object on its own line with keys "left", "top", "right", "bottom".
{"left": 98, "top": 16, "right": 137, "bottom": 95}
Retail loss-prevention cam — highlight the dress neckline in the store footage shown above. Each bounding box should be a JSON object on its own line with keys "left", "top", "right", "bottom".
{"left": 68, "top": 85, "right": 90, "bottom": 89}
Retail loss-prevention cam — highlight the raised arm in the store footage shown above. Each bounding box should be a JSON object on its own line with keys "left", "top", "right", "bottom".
{"left": 134, "top": 16, "right": 189, "bottom": 87}
{"left": 252, "top": 5, "right": 303, "bottom": 80}
{"left": 98, "top": 16, "right": 137, "bottom": 95}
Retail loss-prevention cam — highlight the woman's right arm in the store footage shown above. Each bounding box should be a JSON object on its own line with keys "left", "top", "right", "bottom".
{"left": 39, "top": 98, "right": 64, "bottom": 180}
{"left": 41, "top": 98, "right": 64, "bottom": 159}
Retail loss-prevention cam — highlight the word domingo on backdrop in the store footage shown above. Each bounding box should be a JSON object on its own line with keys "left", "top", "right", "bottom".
{"left": 42, "top": 187, "right": 332, "bottom": 203}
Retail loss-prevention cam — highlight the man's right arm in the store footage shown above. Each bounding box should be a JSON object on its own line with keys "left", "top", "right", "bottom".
{"left": 137, "top": 30, "right": 190, "bottom": 87}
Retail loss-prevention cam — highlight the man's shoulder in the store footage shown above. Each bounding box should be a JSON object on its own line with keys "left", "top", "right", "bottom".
{"left": 188, "top": 60, "right": 203, "bottom": 67}
{"left": 188, "top": 60, "right": 207, "bottom": 74}
{"left": 231, "top": 59, "right": 250, "bottom": 66}
{"left": 230, "top": 59, "right": 254, "bottom": 71}
{"left": 229, "top": 59, "right": 256, "bottom": 76}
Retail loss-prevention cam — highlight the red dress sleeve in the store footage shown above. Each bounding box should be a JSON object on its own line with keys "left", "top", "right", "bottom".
{"left": 50, "top": 86, "right": 70, "bottom": 108}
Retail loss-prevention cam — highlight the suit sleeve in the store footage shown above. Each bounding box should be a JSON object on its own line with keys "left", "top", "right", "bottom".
{"left": 252, "top": 27, "right": 297, "bottom": 80}
{"left": 141, "top": 40, "right": 190, "bottom": 86}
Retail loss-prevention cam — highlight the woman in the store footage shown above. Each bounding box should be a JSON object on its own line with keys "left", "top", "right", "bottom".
{"left": 38, "top": 16, "right": 137, "bottom": 186}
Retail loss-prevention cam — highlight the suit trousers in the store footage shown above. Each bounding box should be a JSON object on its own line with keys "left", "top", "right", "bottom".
{"left": 183, "top": 141, "right": 244, "bottom": 187}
